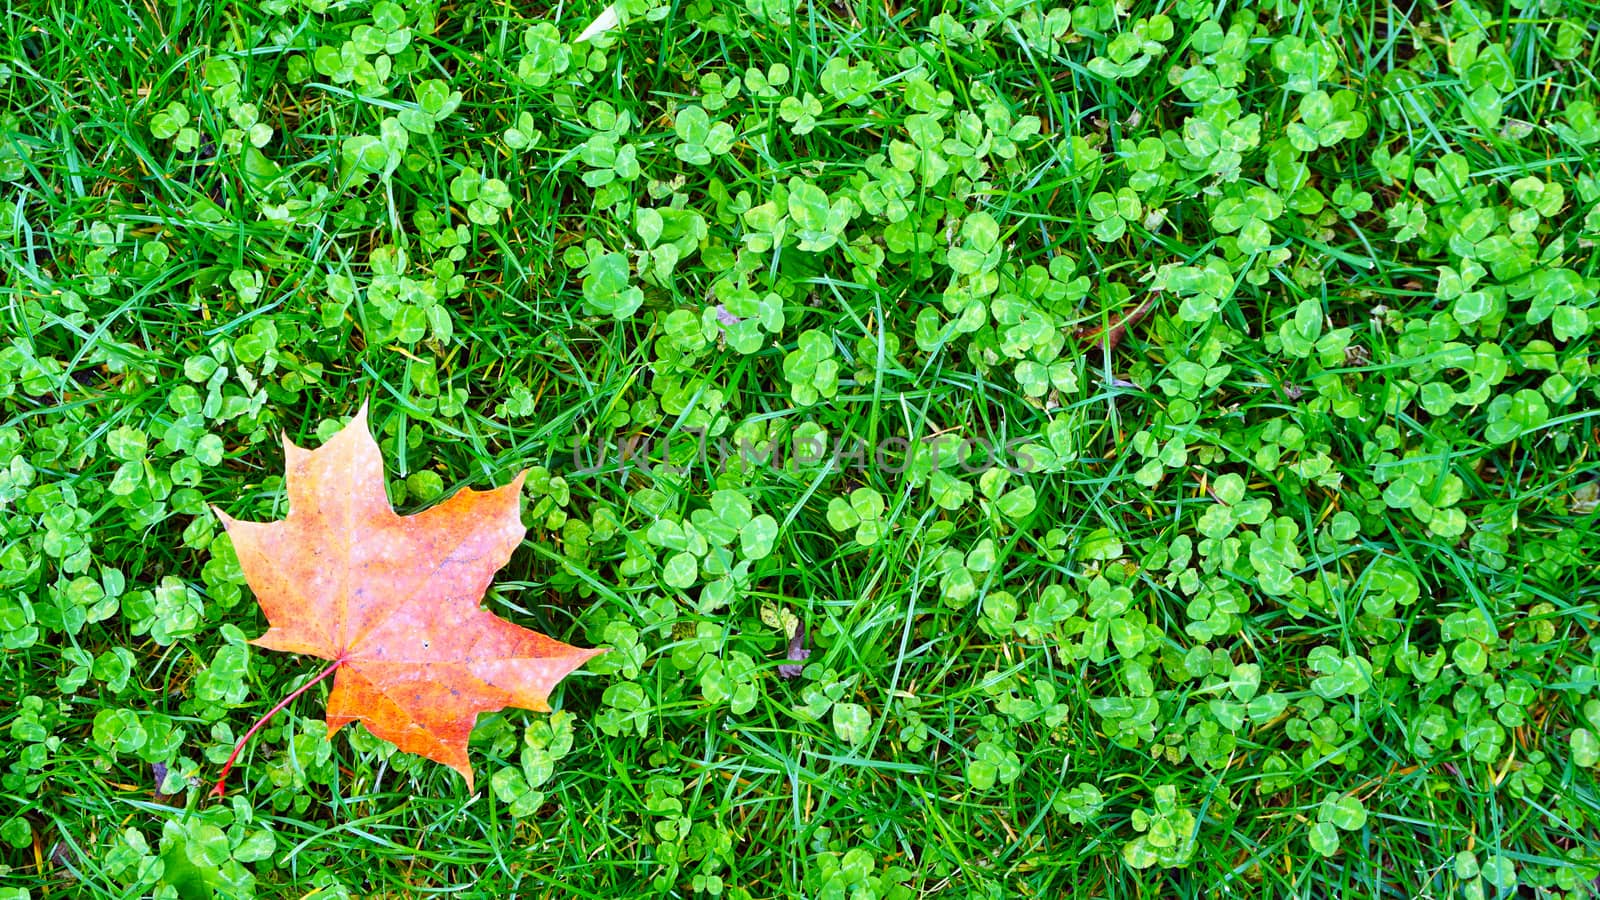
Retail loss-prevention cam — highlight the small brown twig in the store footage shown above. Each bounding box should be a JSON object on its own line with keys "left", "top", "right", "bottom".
{"left": 1074, "top": 295, "right": 1157, "bottom": 354}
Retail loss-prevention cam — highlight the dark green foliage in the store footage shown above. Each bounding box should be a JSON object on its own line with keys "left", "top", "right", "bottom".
{"left": 3, "top": 0, "right": 1600, "bottom": 896}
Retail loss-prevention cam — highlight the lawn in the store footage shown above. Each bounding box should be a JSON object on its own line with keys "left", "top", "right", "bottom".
{"left": 3, "top": 0, "right": 1600, "bottom": 896}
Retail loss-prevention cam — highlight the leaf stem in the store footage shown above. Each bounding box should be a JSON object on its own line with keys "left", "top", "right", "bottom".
{"left": 210, "top": 657, "right": 343, "bottom": 800}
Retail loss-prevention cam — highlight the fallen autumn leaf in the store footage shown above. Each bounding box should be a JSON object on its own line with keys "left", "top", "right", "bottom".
{"left": 210, "top": 402, "right": 603, "bottom": 796}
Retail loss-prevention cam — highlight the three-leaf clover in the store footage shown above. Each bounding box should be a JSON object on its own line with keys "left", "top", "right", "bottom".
{"left": 786, "top": 178, "right": 857, "bottom": 252}
{"left": 778, "top": 93, "right": 823, "bottom": 135}
{"left": 673, "top": 106, "right": 736, "bottom": 165}
{"left": 1086, "top": 15, "right": 1174, "bottom": 79}
{"left": 581, "top": 251, "right": 645, "bottom": 319}
{"left": 827, "top": 488, "right": 887, "bottom": 546}
{"left": 1088, "top": 188, "right": 1142, "bottom": 242}
{"left": 1308, "top": 793, "right": 1367, "bottom": 857}
{"left": 399, "top": 79, "right": 463, "bottom": 135}
{"left": 150, "top": 102, "right": 201, "bottom": 153}
{"left": 1288, "top": 90, "right": 1368, "bottom": 150}
{"left": 449, "top": 167, "right": 513, "bottom": 226}
{"left": 1210, "top": 186, "right": 1284, "bottom": 254}
{"left": 519, "top": 23, "right": 571, "bottom": 86}
{"left": 783, "top": 330, "right": 841, "bottom": 405}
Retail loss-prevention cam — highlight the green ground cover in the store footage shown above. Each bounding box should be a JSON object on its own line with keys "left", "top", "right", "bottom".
{"left": 4, "top": 0, "right": 1600, "bottom": 895}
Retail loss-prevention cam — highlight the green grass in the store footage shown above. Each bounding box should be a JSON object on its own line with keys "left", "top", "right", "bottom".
{"left": 5, "top": 0, "right": 1600, "bottom": 896}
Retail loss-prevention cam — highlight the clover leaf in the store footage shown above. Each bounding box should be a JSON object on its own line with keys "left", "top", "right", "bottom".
{"left": 673, "top": 106, "right": 736, "bottom": 165}
{"left": 787, "top": 178, "right": 857, "bottom": 252}
{"left": 783, "top": 330, "right": 841, "bottom": 405}
{"left": 827, "top": 487, "right": 887, "bottom": 546}
{"left": 1088, "top": 188, "right": 1142, "bottom": 242}
{"left": 581, "top": 252, "right": 645, "bottom": 319}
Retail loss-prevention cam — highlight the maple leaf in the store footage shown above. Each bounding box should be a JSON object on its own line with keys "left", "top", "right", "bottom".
{"left": 211, "top": 403, "right": 602, "bottom": 794}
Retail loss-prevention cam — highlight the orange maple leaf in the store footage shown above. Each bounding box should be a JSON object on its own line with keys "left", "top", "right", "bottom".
{"left": 211, "top": 403, "right": 602, "bottom": 794}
